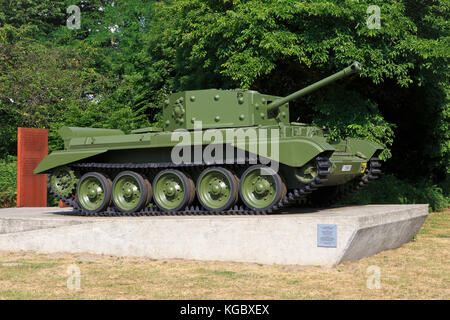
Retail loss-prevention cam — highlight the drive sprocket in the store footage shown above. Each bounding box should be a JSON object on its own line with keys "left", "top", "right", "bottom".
{"left": 49, "top": 166, "right": 78, "bottom": 197}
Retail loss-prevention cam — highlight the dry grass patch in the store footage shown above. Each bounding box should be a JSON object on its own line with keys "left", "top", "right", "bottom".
{"left": 0, "top": 209, "right": 448, "bottom": 299}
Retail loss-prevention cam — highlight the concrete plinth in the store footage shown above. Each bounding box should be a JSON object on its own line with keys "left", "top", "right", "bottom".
{"left": 0, "top": 205, "right": 428, "bottom": 266}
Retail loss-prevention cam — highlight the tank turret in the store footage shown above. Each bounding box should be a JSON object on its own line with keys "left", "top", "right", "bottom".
{"left": 161, "top": 89, "right": 287, "bottom": 131}
{"left": 162, "top": 62, "right": 362, "bottom": 131}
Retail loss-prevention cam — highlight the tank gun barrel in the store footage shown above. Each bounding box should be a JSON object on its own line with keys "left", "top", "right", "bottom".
{"left": 267, "top": 62, "right": 362, "bottom": 112}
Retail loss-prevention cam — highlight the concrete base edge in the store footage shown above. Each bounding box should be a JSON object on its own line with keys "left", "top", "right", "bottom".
{"left": 0, "top": 204, "right": 428, "bottom": 266}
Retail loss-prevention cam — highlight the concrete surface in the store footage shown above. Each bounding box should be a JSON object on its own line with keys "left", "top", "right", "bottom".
{"left": 0, "top": 204, "right": 428, "bottom": 266}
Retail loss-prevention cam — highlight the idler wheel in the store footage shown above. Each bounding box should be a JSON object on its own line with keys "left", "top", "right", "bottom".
{"left": 112, "top": 171, "right": 152, "bottom": 214}
{"left": 196, "top": 167, "right": 238, "bottom": 211}
{"left": 76, "top": 172, "right": 112, "bottom": 214}
{"left": 239, "top": 165, "right": 285, "bottom": 211}
{"left": 153, "top": 169, "right": 194, "bottom": 212}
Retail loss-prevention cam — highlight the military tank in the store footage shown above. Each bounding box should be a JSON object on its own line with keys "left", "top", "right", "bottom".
{"left": 34, "top": 62, "right": 383, "bottom": 216}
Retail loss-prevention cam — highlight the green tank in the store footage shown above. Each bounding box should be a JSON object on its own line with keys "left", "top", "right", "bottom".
{"left": 34, "top": 62, "right": 383, "bottom": 216}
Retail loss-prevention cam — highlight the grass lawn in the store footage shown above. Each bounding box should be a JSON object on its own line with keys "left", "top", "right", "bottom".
{"left": 0, "top": 209, "right": 448, "bottom": 299}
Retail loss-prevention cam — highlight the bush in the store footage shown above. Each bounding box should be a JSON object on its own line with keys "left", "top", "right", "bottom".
{"left": 0, "top": 156, "right": 60, "bottom": 208}
{"left": 342, "top": 174, "right": 450, "bottom": 212}
{"left": 0, "top": 156, "right": 17, "bottom": 208}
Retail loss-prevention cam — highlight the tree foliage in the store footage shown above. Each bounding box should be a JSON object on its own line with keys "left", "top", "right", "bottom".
{"left": 0, "top": 1, "right": 148, "bottom": 152}
{"left": 140, "top": 0, "right": 447, "bottom": 175}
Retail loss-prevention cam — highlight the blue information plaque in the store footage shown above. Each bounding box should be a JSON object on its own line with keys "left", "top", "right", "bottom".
{"left": 317, "top": 224, "right": 337, "bottom": 247}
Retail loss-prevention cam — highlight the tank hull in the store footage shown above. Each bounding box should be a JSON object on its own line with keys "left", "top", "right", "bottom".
{"left": 35, "top": 125, "right": 382, "bottom": 190}
{"left": 35, "top": 125, "right": 382, "bottom": 202}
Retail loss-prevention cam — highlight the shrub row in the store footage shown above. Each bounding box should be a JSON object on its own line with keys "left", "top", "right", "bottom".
{"left": 342, "top": 174, "right": 449, "bottom": 212}
{"left": 0, "top": 156, "right": 17, "bottom": 208}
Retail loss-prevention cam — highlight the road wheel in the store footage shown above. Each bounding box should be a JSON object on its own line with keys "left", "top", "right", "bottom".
{"left": 77, "top": 172, "right": 112, "bottom": 214}
{"left": 112, "top": 171, "right": 152, "bottom": 214}
{"left": 153, "top": 169, "right": 194, "bottom": 212}
{"left": 239, "top": 165, "right": 285, "bottom": 211}
{"left": 196, "top": 167, "right": 238, "bottom": 211}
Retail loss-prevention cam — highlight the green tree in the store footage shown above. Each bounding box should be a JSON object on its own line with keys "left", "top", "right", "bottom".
{"left": 136, "top": 0, "right": 448, "bottom": 181}
{"left": 0, "top": 24, "right": 137, "bottom": 153}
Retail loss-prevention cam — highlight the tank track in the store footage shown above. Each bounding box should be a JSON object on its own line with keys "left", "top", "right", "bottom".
{"left": 305, "top": 157, "right": 382, "bottom": 207}
{"left": 49, "top": 156, "right": 332, "bottom": 216}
